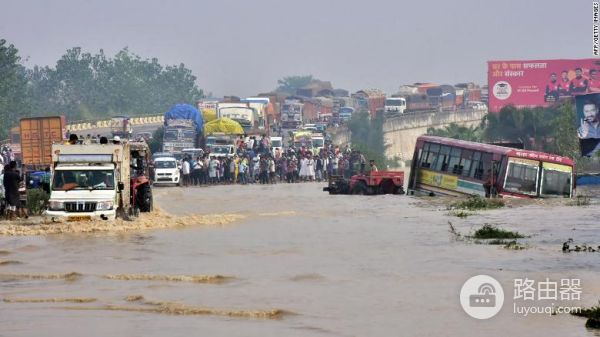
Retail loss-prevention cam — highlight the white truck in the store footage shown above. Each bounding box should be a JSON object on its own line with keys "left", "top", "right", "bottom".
{"left": 217, "top": 103, "right": 257, "bottom": 133}
{"left": 45, "top": 142, "right": 152, "bottom": 221}
{"left": 311, "top": 134, "right": 325, "bottom": 155}
{"left": 384, "top": 97, "right": 407, "bottom": 115}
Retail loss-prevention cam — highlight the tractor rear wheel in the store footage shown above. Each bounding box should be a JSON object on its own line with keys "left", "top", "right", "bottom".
{"left": 136, "top": 184, "right": 153, "bottom": 212}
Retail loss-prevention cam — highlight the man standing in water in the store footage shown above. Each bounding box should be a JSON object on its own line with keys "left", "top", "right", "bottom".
{"left": 3, "top": 161, "right": 21, "bottom": 220}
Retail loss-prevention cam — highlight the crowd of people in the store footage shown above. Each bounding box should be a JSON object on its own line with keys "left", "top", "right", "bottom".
{"left": 176, "top": 140, "right": 377, "bottom": 187}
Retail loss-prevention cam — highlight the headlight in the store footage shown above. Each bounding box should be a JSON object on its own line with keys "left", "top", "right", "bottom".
{"left": 48, "top": 200, "right": 64, "bottom": 211}
{"left": 96, "top": 200, "right": 114, "bottom": 211}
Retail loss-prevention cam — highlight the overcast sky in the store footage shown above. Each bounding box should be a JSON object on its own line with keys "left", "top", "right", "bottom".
{"left": 1, "top": 0, "right": 591, "bottom": 97}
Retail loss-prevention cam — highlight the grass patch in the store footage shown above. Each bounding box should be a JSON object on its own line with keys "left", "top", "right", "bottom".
{"left": 567, "top": 195, "right": 591, "bottom": 207}
{"left": 571, "top": 303, "right": 600, "bottom": 329}
{"left": 472, "top": 224, "right": 525, "bottom": 239}
{"left": 451, "top": 195, "right": 504, "bottom": 211}
{"left": 448, "top": 210, "right": 472, "bottom": 218}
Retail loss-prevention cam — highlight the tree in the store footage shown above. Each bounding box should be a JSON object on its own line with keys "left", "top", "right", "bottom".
{"left": 482, "top": 105, "right": 554, "bottom": 150}
{"left": 0, "top": 39, "right": 30, "bottom": 140}
{"left": 276, "top": 75, "right": 314, "bottom": 94}
{"left": 25, "top": 47, "right": 203, "bottom": 123}
{"left": 348, "top": 110, "right": 397, "bottom": 168}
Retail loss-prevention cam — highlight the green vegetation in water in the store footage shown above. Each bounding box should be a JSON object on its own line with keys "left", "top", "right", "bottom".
{"left": 26, "top": 189, "right": 49, "bottom": 215}
{"left": 567, "top": 195, "right": 591, "bottom": 207}
{"left": 472, "top": 224, "right": 525, "bottom": 239}
{"left": 571, "top": 303, "right": 600, "bottom": 329}
{"left": 451, "top": 195, "right": 505, "bottom": 211}
{"left": 448, "top": 210, "right": 472, "bottom": 218}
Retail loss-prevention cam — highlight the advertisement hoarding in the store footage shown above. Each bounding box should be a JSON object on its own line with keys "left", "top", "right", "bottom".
{"left": 488, "top": 58, "right": 600, "bottom": 112}
{"left": 575, "top": 93, "right": 600, "bottom": 156}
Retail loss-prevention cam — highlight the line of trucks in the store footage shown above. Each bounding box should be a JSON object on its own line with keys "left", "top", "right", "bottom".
{"left": 7, "top": 116, "right": 153, "bottom": 222}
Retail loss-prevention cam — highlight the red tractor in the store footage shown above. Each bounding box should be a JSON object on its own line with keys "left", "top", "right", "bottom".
{"left": 323, "top": 171, "right": 405, "bottom": 195}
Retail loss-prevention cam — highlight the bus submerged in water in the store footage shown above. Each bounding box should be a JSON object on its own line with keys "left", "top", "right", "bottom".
{"left": 407, "top": 136, "right": 574, "bottom": 198}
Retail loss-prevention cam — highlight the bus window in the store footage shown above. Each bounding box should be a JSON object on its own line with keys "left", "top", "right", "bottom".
{"left": 504, "top": 161, "right": 539, "bottom": 196}
{"left": 480, "top": 153, "right": 493, "bottom": 180}
{"left": 458, "top": 150, "right": 473, "bottom": 176}
{"left": 448, "top": 148, "right": 462, "bottom": 174}
{"left": 433, "top": 145, "right": 450, "bottom": 171}
{"left": 469, "top": 152, "right": 482, "bottom": 178}
{"left": 420, "top": 143, "right": 439, "bottom": 168}
{"left": 541, "top": 163, "right": 572, "bottom": 197}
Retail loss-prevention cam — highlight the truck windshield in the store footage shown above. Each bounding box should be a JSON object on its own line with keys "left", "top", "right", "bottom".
{"left": 271, "top": 140, "right": 282, "bottom": 147}
{"left": 53, "top": 170, "right": 115, "bottom": 191}
{"left": 183, "top": 130, "right": 196, "bottom": 139}
{"left": 164, "top": 130, "right": 178, "bottom": 141}
{"left": 385, "top": 99, "right": 404, "bottom": 106}
{"left": 155, "top": 161, "right": 176, "bottom": 169}
{"left": 312, "top": 139, "right": 324, "bottom": 147}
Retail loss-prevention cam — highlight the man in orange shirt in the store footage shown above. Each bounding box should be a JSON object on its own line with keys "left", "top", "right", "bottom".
{"left": 569, "top": 67, "right": 589, "bottom": 94}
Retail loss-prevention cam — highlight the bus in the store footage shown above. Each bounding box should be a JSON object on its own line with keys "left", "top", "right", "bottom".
{"left": 407, "top": 135, "right": 574, "bottom": 198}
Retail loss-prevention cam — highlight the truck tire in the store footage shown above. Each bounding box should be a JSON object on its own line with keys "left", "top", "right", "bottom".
{"left": 136, "top": 184, "right": 153, "bottom": 212}
{"left": 351, "top": 181, "right": 368, "bottom": 195}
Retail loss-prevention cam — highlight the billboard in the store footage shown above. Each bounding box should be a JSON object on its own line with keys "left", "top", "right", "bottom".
{"left": 488, "top": 58, "right": 600, "bottom": 112}
{"left": 575, "top": 93, "right": 600, "bottom": 156}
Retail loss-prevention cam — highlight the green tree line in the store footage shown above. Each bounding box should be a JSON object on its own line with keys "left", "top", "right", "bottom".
{"left": 0, "top": 39, "right": 203, "bottom": 140}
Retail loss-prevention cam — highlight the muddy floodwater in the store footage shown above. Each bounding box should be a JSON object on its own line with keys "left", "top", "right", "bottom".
{"left": 1, "top": 183, "right": 600, "bottom": 337}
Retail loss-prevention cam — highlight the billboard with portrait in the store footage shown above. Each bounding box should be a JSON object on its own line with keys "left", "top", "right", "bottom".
{"left": 488, "top": 58, "right": 600, "bottom": 112}
{"left": 576, "top": 93, "right": 600, "bottom": 157}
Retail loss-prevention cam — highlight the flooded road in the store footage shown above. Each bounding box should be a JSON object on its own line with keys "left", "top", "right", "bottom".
{"left": 1, "top": 183, "right": 600, "bottom": 337}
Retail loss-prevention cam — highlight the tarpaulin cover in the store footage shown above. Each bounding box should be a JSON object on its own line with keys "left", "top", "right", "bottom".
{"left": 293, "top": 130, "right": 313, "bottom": 143}
{"left": 202, "top": 108, "right": 217, "bottom": 122}
{"left": 164, "top": 104, "right": 204, "bottom": 133}
{"left": 204, "top": 117, "right": 244, "bottom": 135}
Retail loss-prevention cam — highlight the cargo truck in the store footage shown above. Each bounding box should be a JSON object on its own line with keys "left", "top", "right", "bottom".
{"left": 217, "top": 102, "right": 257, "bottom": 133}
{"left": 163, "top": 104, "right": 204, "bottom": 156}
{"left": 45, "top": 140, "right": 152, "bottom": 221}
{"left": 281, "top": 100, "right": 303, "bottom": 129}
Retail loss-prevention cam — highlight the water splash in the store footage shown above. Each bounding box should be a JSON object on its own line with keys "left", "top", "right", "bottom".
{"left": 103, "top": 274, "right": 234, "bottom": 284}
{"left": 4, "top": 297, "right": 96, "bottom": 303}
{"left": 0, "top": 208, "right": 245, "bottom": 236}
{"left": 0, "top": 272, "right": 82, "bottom": 281}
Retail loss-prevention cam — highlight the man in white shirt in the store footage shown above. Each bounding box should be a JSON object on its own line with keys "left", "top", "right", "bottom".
{"left": 182, "top": 158, "right": 191, "bottom": 187}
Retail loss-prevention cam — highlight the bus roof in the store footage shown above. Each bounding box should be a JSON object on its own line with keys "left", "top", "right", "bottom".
{"left": 416, "top": 135, "right": 574, "bottom": 166}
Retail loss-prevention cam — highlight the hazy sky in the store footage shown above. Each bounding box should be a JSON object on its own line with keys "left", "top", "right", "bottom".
{"left": 1, "top": 0, "right": 591, "bottom": 97}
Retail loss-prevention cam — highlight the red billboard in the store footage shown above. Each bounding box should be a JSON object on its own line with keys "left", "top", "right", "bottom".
{"left": 487, "top": 58, "right": 600, "bottom": 112}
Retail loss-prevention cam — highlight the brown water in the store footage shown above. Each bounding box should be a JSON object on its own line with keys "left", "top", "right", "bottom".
{"left": 1, "top": 183, "right": 600, "bottom": 337}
